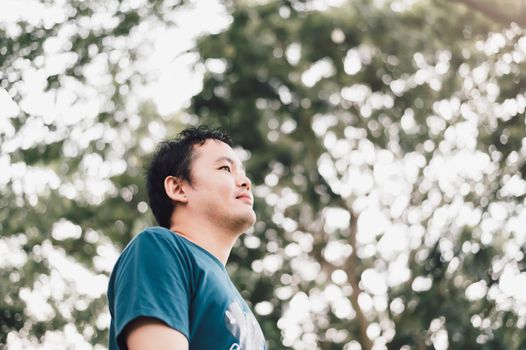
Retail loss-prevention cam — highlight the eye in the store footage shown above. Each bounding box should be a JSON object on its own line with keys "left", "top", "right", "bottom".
{"left": 219, "top": 165, "right": 231, "bottom": 172}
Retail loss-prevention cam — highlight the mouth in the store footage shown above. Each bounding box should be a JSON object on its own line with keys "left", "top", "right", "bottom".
{"left": 236, "top": 194, "right": 253, "bottom": 205}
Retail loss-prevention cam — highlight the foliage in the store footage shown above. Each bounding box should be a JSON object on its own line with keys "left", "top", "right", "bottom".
{"left": 1, "top": 0, "right": 525, "bottom": 349}
{"left": 191, "top": 1, "right": 526, "bottom": 349}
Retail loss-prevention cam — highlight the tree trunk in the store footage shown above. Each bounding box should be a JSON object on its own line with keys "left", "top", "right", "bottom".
{"left": 344, "top": 209, "right": 374, "bottom": 350}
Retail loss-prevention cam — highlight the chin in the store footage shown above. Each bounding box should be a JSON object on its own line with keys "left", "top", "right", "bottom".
{"left": 233, "top": 211, "right": 256, "bottom": 234}
{"left": 246, "top": 211, "right": 257, "bottom": 227}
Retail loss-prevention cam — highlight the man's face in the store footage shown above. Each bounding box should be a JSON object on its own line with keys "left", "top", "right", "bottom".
{"left": 185, "top": 139, "right": 256, "bottom": 234}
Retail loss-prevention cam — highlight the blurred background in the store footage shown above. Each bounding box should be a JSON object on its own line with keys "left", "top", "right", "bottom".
{"left": 1, "top": 0, "right": 526, "bottom": 349}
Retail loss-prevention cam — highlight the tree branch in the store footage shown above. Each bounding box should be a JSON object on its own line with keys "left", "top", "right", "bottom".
{"left": 454, "top": 0, "right": 526, "bottom": 27}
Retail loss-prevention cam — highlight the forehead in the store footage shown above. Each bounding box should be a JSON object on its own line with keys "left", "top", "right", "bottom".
{"left": 192, "top": 139, "right": 242, "bottom": 166}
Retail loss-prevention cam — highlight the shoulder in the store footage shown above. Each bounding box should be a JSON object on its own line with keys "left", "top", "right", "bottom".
{"left": 124, "top": 227, "right": 180, "bottom": 252}
{"left": 115, "top": 227, "right": 196, "bottom": 270}
{"left": 110, "top": 227, "right": 197, "bottom": 286}
{"left": 133, "top": 226, "right": 175, "bottom": 243}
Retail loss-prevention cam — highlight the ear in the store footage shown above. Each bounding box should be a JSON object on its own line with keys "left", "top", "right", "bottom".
{"left": 164, "top": 176, "right": 189, "bottom": 204}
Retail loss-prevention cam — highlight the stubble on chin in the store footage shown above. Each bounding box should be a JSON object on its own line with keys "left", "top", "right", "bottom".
{"left": 208, "top": 204, "right": 256, "bottom": 236}
{"left": 229, "top": 210, "right": 256, "bottom": 235}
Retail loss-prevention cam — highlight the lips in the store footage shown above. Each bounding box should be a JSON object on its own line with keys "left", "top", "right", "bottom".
{"left": 236, "top": 193, "right": 253, "bottom": 204}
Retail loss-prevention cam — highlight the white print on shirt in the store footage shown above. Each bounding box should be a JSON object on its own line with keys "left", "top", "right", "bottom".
{"left": 224, "top": 301, "right": 266, "bottom": 350}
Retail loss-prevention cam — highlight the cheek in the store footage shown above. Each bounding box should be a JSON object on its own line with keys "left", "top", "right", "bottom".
{"left": 203, "top": 178, "right": 235, "bottom": 198}
{"left": 217, "top": 177, "right": 236, "bottom": 191}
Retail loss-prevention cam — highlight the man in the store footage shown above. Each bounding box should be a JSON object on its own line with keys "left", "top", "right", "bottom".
{"left": 107, "top": 126, "right": 267, "bottom": 350}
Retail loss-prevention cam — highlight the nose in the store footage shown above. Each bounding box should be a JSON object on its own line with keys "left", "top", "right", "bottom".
{"left": 237, "top": 173, "right": 251, "bottom": 190}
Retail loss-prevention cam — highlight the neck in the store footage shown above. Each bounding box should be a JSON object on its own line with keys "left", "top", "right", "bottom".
{"left": 169, "top": 215, "right": 240, "bottom": 266}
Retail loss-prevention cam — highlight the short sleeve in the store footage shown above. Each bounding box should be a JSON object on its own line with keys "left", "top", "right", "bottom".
{"left": 112, "top": 230, "right": 191, "bottom": 348}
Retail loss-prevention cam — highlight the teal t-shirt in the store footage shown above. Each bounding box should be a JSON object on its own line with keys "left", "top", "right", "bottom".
{"left": 107, "top": 226, "right": 267, "bottom": 350}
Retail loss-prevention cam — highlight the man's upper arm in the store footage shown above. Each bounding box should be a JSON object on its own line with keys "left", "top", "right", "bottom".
{"left": 125, "top": 317, "right": 189, "bottom": 350}
{"left": 110, "top": 231, "right": 192, "bottom": 348}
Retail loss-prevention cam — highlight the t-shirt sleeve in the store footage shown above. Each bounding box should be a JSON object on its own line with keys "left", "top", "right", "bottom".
{"left": 112, "top": 231, "right": 192, "bottom": 348}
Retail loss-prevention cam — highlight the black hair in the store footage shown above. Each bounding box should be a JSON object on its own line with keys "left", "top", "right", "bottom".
{"left": 145, "top": 126, "right": 233, "bottom": 228}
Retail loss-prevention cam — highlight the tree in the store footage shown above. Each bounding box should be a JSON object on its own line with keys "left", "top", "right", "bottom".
{"left": 0, "top": 0, "right": 188, "bottom": 347}
{"left": 190, "top": 0, "right": 526, "bottom": 349}
{"left": 454, "top": 0, "right": 526, "bottom": 27}
{"left": 1, "top": 0, "right": 525, "bottom": 349}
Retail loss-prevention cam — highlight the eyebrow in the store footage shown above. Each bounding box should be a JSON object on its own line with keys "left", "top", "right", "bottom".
{"left": 214, "top": 156, "right": 246, "bottom": 172}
